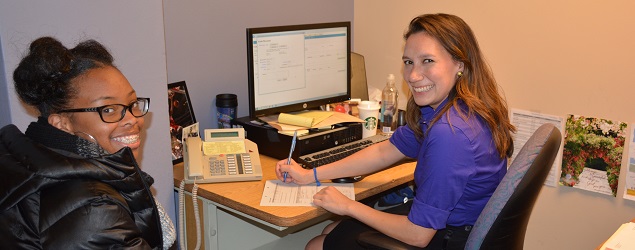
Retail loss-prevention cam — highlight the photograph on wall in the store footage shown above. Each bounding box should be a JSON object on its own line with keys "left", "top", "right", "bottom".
{"left": 560, "top": 114, "right": 626, "bottom": 197}
{"left": 168, "top": 81, "right": 197, "bottom": 164}
{"left": 624, "top": 125, "right": 635, "bottom": 200}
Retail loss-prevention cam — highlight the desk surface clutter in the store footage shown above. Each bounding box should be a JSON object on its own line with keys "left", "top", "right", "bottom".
{"left": 173, "top": 154, "right": 415, "bottom": 227}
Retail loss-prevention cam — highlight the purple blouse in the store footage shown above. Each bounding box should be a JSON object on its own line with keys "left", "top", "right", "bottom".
{"left": 390, "top": 99, "right": 506, "bottom": 229}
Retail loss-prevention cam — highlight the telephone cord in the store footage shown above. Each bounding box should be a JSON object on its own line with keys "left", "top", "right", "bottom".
{"left": 192, "top": 182, "right": 201, "bottom": 250}
{"left": 178, "top": 180, "right": 202, "bottom": 250}
{"left": 178, "top": 180, "right": 186, "bottom": 250}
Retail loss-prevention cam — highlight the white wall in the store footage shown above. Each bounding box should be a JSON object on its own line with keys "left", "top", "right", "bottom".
{"left": 354, "top": 0, "right": 635, "bottom": 249}
{"left": 0, "top": 0, "right": 175, "bottom": 225}
{"left": 163, "top": 0, "right": 354, "bottom": 131}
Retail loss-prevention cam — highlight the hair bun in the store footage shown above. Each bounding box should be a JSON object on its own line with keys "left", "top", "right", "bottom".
{"left": 29, "top": 37, "right": 74, "bottom": 79}
{"left": 13, "top": 36, "right": 115, "bottom": 116}
{"left": 13, "top": 37, "right": 73, "bottom": 108}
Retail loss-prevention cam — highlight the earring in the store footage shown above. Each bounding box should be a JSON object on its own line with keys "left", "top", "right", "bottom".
{"left": 457, "top": 71, "right": 463, "bottom": 78}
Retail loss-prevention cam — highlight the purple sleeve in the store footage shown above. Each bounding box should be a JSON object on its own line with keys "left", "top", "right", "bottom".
{"left": 389, "top": 124, "right": 420, "bottom": 158}
{"left": 404, "top": 124, "right": 477, "bottom": 230}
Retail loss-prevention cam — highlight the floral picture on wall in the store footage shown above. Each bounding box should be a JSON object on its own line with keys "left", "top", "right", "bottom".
{"left": 560, "top": 114, "right": 627, "bottom": 197}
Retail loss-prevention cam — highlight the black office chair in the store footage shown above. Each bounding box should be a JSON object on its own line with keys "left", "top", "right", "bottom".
{"left": 357, "top": 123, "right": 562, "bottom": 250}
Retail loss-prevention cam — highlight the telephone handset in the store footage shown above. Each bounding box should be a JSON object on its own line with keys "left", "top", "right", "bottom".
{"left": 183, "top": 127, "right": 263, "bottom": 183}
{"left": 183, "top": 136, "right": 204, "bottom": 179}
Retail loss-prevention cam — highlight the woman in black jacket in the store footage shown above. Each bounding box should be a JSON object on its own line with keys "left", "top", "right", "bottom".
{"left": 0, "top": 37, "right": 175, "bottom": 249}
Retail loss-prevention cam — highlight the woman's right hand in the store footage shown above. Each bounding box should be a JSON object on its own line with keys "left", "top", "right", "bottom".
{"left": 275, "top": 159, "right": 315, "bottom": 184}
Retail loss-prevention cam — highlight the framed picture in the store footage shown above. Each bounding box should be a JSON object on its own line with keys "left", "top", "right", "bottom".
{"left": 168, "top": 81, "right": 197, "bottom": 164}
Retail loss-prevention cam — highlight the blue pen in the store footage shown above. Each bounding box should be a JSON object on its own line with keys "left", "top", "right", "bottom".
{"left": 283, "top": 130, "right": 297, "bottom": 182}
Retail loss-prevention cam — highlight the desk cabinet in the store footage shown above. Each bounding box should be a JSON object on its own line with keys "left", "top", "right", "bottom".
{"left": 174, "top": 156, "right": 415, "bottom": 249}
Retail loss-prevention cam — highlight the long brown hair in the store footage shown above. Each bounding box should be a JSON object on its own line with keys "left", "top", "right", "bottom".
{"left": 403, "top": 13, "right": 515, "bottom": 158}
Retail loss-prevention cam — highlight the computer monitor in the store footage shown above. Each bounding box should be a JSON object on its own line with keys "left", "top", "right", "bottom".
{"left": 246, "top": 22, "right": 351, "bottom": 118}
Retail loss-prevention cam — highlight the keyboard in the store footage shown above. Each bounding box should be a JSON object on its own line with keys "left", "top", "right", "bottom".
{"left": 297, "top": 134, "right": 391, "bottom": 169}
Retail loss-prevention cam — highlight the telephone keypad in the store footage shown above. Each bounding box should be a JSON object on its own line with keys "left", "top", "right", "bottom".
{"left": 208, "top": 154, "right": 255, "bottom": 176}
{"left": 208, "top": 156, "right": 227, "bottom": 176}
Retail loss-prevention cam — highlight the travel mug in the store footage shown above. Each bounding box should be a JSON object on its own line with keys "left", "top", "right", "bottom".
{"left": 216, "top": 93, "right": 237, "bottom": 128}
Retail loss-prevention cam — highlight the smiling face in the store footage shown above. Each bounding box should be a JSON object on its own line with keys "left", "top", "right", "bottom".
{"left": 402, "top": 32, "right": 463, "bottom": 109}
{"left": 51, "top": 66, "right": 145, "bottom": 158}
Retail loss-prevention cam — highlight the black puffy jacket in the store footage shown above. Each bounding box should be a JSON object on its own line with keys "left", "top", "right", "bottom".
{"left": 0, "top": 123, "right": 162, "bottom": 249}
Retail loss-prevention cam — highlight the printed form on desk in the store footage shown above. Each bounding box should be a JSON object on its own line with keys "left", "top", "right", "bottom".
{"left": 601, "top": 222, "right": 635, "bottom": 250}
{"left": 260, "top": 180, "right": 354, "bottom": 206}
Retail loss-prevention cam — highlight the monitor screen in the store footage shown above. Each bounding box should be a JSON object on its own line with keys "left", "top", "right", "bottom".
{"left": 247, "top": 22, "right": 351, "bottom": 117}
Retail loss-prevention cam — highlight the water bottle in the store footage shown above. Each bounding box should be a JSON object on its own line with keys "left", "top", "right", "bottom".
{"left": 380, "top": 74, "right": 398, "bottom": 135}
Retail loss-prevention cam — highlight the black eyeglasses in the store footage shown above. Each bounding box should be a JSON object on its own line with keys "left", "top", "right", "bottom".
{"left": 58, "top": 97, "right": 150, "bottom": 123}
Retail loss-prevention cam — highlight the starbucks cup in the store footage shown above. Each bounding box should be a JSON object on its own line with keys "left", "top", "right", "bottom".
{"left": 357, "top": 101, "right": 380, "bottom": 138}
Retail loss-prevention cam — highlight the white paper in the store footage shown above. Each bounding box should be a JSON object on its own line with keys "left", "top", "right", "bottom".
{"left": 625, "top": 125, "right": 635, "bottom": 201}
{"left": 260, "top": 180, "right": 355, "bottom": 206}
{"left": 510, "top": 109, "right": 564, "bottom": 187}
{"left": 601, "top": 222, "right": 635, "bottom": 249}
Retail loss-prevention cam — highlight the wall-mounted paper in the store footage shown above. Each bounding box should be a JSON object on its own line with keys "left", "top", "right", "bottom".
{"left": 510, "top": 109, "right": 564, "bottom": 187}
{"left": 624, "top": 125, "right": 635, "bottom": 201}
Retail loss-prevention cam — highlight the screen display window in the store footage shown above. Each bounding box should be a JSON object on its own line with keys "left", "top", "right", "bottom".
{"left": 247, "top": 22, "right": 351, "bottom": 117}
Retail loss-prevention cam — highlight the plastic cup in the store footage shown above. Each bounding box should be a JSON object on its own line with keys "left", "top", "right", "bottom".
{"left": 357, "top": 101, "right": 380, "bottom": 138}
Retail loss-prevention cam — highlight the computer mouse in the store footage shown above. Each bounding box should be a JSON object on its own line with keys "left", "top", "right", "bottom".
{"left": 331, "top": 175, "right": 364, "bottom": 183}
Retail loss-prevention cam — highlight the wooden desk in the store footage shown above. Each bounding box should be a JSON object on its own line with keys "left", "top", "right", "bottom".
{"left": 174, "top": 154, "right": 415, "bottom": 249}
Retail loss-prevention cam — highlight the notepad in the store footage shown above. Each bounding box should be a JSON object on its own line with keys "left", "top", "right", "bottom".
{"left": 278, "top": 111, "right": 334, "bottom": 127}
{"left": 278, "top": 129, "right": 309, "bottom": 136}
{"left": 259, "top": 111, "right": 364, "bottom": 131}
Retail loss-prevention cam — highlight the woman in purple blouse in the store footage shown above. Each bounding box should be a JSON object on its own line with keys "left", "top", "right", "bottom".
{"left": 276, "top": 13, "right": 516, "bottom": 250}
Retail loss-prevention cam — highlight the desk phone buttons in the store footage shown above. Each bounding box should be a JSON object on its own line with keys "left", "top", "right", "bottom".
{"left": 240, "top": 153, "right": 254, "bottom": 174}
{"left": 207, "top": 153, "right": 255, "bottom": 176}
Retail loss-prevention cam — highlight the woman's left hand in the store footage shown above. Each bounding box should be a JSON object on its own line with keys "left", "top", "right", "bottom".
{"left": 312, "top": 186, "right": 355, "bottom": 216}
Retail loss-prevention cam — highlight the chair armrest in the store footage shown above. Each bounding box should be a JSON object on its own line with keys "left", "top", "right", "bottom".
{"left": 356, "top": 231, "right": 422, "bottom": 250}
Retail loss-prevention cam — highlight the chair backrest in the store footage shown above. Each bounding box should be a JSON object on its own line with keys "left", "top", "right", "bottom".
{"left": 350, "top": 52, "right": 369, "bottom": 101}
{"left": 465, "top": 123, "right": 561, "bottom": 250}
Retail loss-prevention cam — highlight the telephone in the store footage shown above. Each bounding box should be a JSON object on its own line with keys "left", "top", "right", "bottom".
{"left": 178, "top": 127, "right": 263, "bottom": 250}
{"left": 183, "top": 127, "right": 263, "bottom": 183}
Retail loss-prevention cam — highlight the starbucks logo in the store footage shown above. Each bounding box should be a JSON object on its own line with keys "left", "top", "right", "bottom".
{"left": 364, "top": 117, "right": 377, "bottom": 130}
